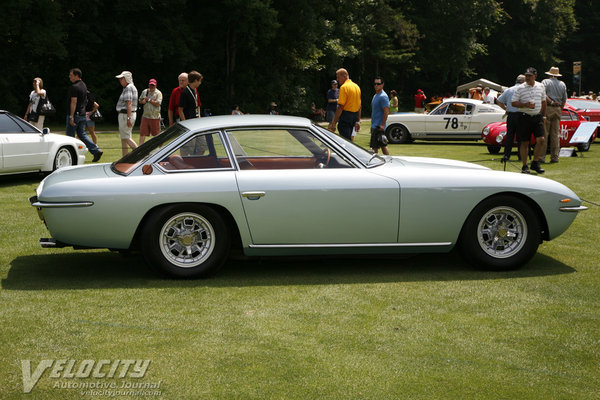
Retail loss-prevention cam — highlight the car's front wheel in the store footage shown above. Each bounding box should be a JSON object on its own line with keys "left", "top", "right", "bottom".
{"left": 53, "top": 147, "right": 74, "bottom": 170}
{"left": 487, "top": 145, "right": 501, "bottom": 154}
{"left": 576, "top": 137, "right": 593, "bottom": 152}
{"left": 141, "top": 204, "right": 230, "bottom": 278}
{"left": 458, "top": 195, "right": 541, "bottom": 271}
{"left": 386, "top": 124, "right": 412, "bottom": 144}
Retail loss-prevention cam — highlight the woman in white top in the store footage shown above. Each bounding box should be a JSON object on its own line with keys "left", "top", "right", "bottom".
{"left": 24, "top": 77, "right": 47, "bottom": 130}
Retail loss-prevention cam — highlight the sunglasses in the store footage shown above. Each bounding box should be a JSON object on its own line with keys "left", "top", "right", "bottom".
{"left": 374, "top": 82, "right": 383, "bottom": 85}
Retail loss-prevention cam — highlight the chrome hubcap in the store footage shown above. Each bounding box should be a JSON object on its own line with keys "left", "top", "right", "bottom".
{"left": 477, "top": 206, "right": 527, "bottom": 258}
{"left": 159, "top": 213, "right": 215, "bottom": 268}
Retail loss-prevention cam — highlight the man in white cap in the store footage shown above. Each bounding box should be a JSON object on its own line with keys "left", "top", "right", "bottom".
{"left": 115, "top": 71, "right": 138, "bottom": 156}
{"left": 541, "top": 66, "right": 567, "bottom": 163}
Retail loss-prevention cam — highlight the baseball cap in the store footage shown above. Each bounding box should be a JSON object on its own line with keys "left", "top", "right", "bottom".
{"left": 115, "top": 71, "right": 133, "bottom": 84}
{"left": 524, "top": 67, "right": 537, "bottom": 76}
{"left": 149, "top": 78, "right": 157, "bottom": 86}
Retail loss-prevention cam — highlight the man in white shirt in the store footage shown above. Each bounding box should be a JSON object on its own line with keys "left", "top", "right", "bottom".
{"left": 511, "top": 67, "right": 547, "bottom": 174}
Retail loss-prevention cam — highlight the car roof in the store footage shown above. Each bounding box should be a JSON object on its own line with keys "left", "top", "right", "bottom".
{"left": 178, "top": 114, "right": 314, "bottom": 131}
{"left": 441, "top": 98, "right": 484, "bottom": 105}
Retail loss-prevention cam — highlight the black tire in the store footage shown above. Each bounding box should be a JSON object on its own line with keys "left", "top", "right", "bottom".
{"left": 386, "top": 124, "right": 412, "bottom": 144}
{"left": 458, "top": 195, "right": 541, "bottom": 271}
{"left": 140, "top": 204, "right": 230, "bottom": 278}
{"left": 53, "top": 146, "right": 75, "bottom": 171}
{"left": 577, "top": 137, "right": 592, "bottom": 152}
{"left": 487, "top": 145, "right": 501, "bottom": 154}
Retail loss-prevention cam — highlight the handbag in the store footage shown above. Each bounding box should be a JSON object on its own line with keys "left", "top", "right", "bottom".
{"left": 27, "top": 111, "right": 39, "bottom": 123}
{"left": 37, "top": 96, "right": 56, "bottom": 116}
{"left": 90, "top": 109, "right": 103, "bottom": 122}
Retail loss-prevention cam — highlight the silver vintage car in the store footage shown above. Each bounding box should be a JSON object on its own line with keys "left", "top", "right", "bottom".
{"left": 31, "top": 115, "right": 586, "bottom": 278}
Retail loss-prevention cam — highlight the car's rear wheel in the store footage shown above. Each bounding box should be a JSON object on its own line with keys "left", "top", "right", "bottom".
{"left": 386, "top": 124, "right": 412, "bottom": 144}
{"left": 458, "top": 195, "right": 541, "bottom": 271}
{"left": 141, "top": 204, "right": 230, "bottom": 278}
{"left": 53, "top": 147, "right": 75, "bottom": 170}
{"left": 487, "top": 145, "right": 501, "bottom": 154}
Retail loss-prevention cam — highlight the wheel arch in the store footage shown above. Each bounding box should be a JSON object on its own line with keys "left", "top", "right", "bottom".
{"left": 459, "top": 191, "right": 549, "bottom": 242}
{"left": 43, "top": 144, "right": 78, "bottom": 172}
{"left": 130, "top": 202, "right": 243, "bottom": 251}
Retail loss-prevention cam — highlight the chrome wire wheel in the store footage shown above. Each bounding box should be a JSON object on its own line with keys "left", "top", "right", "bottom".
{"left": 54, "top": 147, "right": 73, "bottom": 170}
{"left": 476, "top": 206, "right": 527, "bottom": 259}
{"left": 159, "top": 212, "right": 215, "bottom": 268}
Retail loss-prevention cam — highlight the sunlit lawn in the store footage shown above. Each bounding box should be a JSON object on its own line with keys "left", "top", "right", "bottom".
{"left": 1, "top": 122, "right": 599, "bottom": 399}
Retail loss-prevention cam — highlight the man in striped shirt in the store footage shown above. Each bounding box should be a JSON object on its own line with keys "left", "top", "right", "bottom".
{"left": 511, "top": 67, "right": 547, "bottom": 174}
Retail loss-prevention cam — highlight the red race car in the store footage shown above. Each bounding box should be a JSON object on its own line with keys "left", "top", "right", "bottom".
{"left": 566, "top": 98, "right": 600, "bottom": 124}
{"left": 481, "top": 104, "right": 597, "bottom": 154}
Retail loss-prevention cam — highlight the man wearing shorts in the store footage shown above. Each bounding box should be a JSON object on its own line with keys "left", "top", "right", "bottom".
{"left": 328, "top": 68, "right": 361, "bottom": 141}
{"left": 511, "top": 67, "right": 547, "bottom": 174}
{"left": 115, "top": 71, "right": 138, "bottom": 156}
{"left": 370, "top": 76, "right": 390, "bottom": 155}
{"left": 138, "top": 78, "right": 163, "bottom": 145}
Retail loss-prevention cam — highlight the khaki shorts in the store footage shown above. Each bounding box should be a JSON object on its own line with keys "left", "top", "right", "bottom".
{"left": 118, "top": 112, "right": 137, "bottom": 139}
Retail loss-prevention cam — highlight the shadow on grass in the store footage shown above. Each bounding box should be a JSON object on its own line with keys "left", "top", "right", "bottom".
{"left": 3, "top": 249, "right": 575, "bottom": 290}
{"left": 0, "top": 172, "right": 45, "bottom": 187}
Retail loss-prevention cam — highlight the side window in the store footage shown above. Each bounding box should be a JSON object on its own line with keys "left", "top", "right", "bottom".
{"left": 447, "top": 103, "right": 466, "bottom": 115}
{"left": 157, "top": 132, "right": 231, "bottom": 171}
{"left": 226, "top": 128, "right": 352, "bottom": 170}
{"left": 0, "top": 114, "right": 26, "bottom": 133}
{"left": 561, "top": 110, "right": 575, "bottom": 121}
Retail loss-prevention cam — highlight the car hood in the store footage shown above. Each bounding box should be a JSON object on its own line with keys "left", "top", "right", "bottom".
{"left": 385, "top": 156, "right": 490, "bottom": 170}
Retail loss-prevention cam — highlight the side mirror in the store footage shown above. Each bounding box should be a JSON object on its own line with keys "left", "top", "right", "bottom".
{"left": 42, "top": 127, "right": 50, "bottom": 135}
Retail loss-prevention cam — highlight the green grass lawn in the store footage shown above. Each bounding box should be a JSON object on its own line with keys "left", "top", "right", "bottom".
{"left": 1, "top": 124, "right": 599, "bottom": 399}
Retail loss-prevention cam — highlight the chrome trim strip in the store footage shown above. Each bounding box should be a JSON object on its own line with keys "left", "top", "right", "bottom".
{"left": 31, "top": 201, "right": 94, "bottom": 208}
{"left": 559, "top": 205, "right": 588, "bottom": 212}
{"left": 249, "top": 242, "right": 452, "bottom": 249}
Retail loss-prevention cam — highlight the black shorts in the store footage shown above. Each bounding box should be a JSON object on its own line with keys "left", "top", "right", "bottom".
{"left": 370, "top": 127, "right": 386, "bottom": 148}
{"left": 516, "top": 113, "right": 545, "bottom": 142}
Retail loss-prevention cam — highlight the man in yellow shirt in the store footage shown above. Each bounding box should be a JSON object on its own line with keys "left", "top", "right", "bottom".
{"left": 328, "top": 68, "right": 361, "bottom": 141}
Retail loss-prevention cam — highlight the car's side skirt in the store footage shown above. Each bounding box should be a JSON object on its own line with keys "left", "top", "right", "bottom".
{"left": 246, "top": 242, "right": 453, "bottom": 256}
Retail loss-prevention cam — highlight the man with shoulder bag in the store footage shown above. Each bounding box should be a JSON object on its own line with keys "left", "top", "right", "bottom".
{"left": 370, "top": 76, "right": 390, "bottom": 155}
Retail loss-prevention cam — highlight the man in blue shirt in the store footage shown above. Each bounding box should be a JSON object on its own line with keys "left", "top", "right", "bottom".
{"left": 496, "top": 74, "right": 525, "bottom": 161}
{"left": 370, "top": 77, "right": 390, "bottom": 155}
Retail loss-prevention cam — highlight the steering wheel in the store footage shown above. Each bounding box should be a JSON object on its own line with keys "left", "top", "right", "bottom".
{"left": 314, "top": 148, "right": 331, "bottom": 168}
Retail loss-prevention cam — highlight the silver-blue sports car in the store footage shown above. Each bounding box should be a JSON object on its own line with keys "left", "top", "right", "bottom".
{"left": 31, "top": 115, "right": 586, "bottom": 278}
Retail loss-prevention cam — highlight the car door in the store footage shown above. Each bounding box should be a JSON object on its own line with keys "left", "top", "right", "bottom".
{"left": 0, "top": 113, "right": 48, "bottom": 172}
{"left": 227, "top": 128, "right": 400, "bottom": 245}
{"left": 425, "top": 101, "right": 472, "bottom": 139}
{"left": 559, "top": 109, "right": 579, "bottom": 146}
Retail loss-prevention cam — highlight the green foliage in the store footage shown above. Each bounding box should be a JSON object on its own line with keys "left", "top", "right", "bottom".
{"left": 0, "top": 0, "right": 586, "bottom": 119}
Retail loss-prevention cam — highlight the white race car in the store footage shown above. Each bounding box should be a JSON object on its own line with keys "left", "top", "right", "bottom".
{"left": 385, "top": 99, "right": 505, "bottom": 144}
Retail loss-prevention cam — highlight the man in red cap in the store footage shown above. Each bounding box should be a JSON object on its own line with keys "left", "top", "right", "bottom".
{"left": 138, "top": 78, "right": 163, "bottom": 144}
{"left": 414, "top": 89, "right": 427, "bottom": 113}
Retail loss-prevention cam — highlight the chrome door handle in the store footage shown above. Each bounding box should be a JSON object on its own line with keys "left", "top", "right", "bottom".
{"left": 242, "top": 191, "right": 266, "bottom": 200}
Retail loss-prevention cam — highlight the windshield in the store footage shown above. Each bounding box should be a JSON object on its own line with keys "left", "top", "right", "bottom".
{"left": 112, "top": 124, "right": 189, "bottom": 174}
{"left": 312, "top": 124, "right": 385, "bottom": 167}
{"left": 567, "top": 99, "right": 600, "bottom": 110}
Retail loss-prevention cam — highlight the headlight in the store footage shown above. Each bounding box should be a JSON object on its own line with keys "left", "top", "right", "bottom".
{"left": 496, "top": 132, "right": 505, "bottom": 144}
{"left": 482, "top": 127, "right": 490, "bottom": 136}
